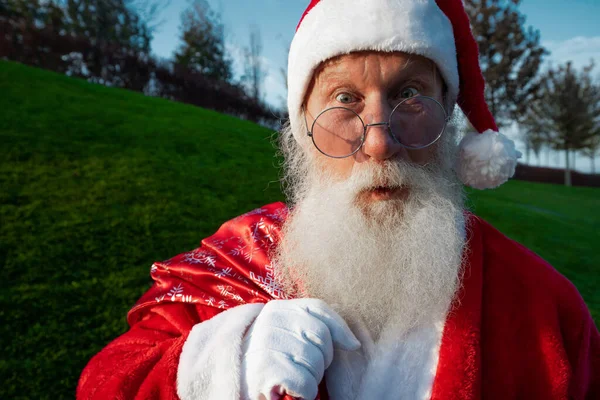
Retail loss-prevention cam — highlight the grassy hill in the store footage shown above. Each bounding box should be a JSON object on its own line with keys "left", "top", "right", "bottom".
{"left": 1, "top": 60, "right": 598, "bottom": 399}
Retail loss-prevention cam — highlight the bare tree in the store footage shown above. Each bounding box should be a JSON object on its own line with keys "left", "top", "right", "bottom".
{"left": 129, "top": 0, "right": 168, "bottom": 35}
{"left": 526, "top": 62, "right": 600, "bottom": 185}
{"left": 580, "top": 123, "right": 600, "bottom": 174}
{"left": 243, "top": 25, "right": 265, "bottom": 103}
{"left": 464, "top": 0, "right": 547, "bottom": 128}
{"left": 520, "top": 120, "right": 546, "bottom": 164}
{"left": 271, "top": 38, "right": 291, "bottom": 119}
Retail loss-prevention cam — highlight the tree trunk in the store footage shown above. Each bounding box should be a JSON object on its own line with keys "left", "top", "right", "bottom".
{"left": 564, "top": 147, "right": 572, "bottom": 186}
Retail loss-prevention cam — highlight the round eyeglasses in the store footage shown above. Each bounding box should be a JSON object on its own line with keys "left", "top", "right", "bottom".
{"left": 304, "top": 96, "right": 450, "bottom": 158}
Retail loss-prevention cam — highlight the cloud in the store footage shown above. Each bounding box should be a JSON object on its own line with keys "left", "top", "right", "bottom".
{"left": 543, "top": 36, "right": 600, "bottom": 70}
{"left": 225, "top": 42, "right": 287, "bottom": 110}
{"left": 225, "top": 42, "right": 247, "bottom": 78}
{"left": 262, "top": 67, "right": 287, "bottom": 109}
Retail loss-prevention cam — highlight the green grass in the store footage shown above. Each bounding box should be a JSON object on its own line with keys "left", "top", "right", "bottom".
{"left": 1, "top": 60, "right": 598, "bottom": 399}
{"left": 0, "top": 60, "right": 284, "bottom": 399}
{"left": 467, "top": 181, "right": 599, "bottom": 321}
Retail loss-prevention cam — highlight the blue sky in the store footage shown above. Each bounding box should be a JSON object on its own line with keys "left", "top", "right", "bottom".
{"left": 151, "top": 0, "right": 600, "bottom": 172}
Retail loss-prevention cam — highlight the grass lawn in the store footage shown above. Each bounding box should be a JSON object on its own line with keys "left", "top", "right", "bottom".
{"left": 467, "top": 181, "right": 599, "bottom": 324}
{"left": 1, "top": 60, "right": 598, "bottom": 399}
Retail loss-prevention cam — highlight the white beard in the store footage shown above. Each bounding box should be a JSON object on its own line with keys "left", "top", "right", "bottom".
{"left": 274, "top": 128, "right": 467, "bottom": 339}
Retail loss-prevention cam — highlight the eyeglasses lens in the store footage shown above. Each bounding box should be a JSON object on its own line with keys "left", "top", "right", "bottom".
{"left": 311, "top": 108, "right": 364, "bottom": 158}
{"left": 389, "top": 97, "right": 446, "bottom": 148}
{"left": 310, "top": 96, "right": 446, "bottom": 158}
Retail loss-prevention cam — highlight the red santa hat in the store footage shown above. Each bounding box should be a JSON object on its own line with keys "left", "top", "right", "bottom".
{"left": 287, "top": 0, "right": 522, "bottom": 189}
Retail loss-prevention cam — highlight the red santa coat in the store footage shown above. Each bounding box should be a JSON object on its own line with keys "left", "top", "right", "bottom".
{"left": 77, "top": 202, "right": 599, "bottom": 399}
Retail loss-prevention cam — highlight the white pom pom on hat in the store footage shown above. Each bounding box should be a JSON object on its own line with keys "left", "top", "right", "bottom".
{"left": 287, "top": 0, "right": 522, "bottom": 189}
{"left": 457, "top": 130, "right": 522, "bottom": 189}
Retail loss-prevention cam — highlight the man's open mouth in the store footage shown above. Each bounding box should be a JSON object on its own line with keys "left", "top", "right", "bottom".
{"left": 360, "top": 185, "right": 407, "bottom": 201}
{"left": 371, "top": 186, "right": 395, "bottom": 194}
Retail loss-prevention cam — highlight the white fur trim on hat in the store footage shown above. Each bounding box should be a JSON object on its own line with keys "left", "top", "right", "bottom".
{"left": 287, "top": 0, "right": 458, "bottom": 142}
{"left": 456, "top": 130, "right": 522, "bottom": 190}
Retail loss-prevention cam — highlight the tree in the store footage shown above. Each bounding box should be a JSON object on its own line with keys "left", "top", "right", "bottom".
{"left": 580, "top": 121, "right": 600, "bottom": 174}
{"left": 56, "top": 0, "right": 158, "bottom": 87}
{"left": 173, "top": 0, "right": 232, "bottom": 82}
{"left": 242, "top": 25, "right": 265, "bottom": 104}
{"left": 464, "top": 0, "right": 547, "bottom": 128}
{"left": 525, "top": 62, "right": 600, "bottom": 185}
{"left": 278, "top": 40, "right": 290, "bottom": 115}
{"left": 520, "top": 119, "right": 547, "bottom": 164}
{"left": 1, "top": 0, "right": 42, "bottom": 24}
{"left": 61, "top": 0, "right": 154, "bottom": 50}
{"left": 1, "top": 0, "right": 163, "bottom": 88}
{"left": 1, "top": 1, "right": 71, "bottom": 70}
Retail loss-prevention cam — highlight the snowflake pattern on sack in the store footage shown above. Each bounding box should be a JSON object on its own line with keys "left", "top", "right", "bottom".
{"left": 211, "top": 267, "right": 233, "bottom": 278}
{"left": 233, "top": 207, "right": 268, "bottom": 222}
{"left": 217, "top": 285, "right": 244, "bottom": 303}
{"left": 229, "top": 243, "right": 259, "bottom": 263}
{"left": 183, "top": 249, "right": 217, "bottom": 267}
{"left": 135, "top": 203, "right": 291, "bottom": 315}
{"left": 266, "top": 207, "right": 288, "bottom": 223}
{"left": 153, "top": 283, "right": 199, "bottom": 303}
{"left": 208, "top": 237, "right": 232, "bottom": 250}
{"left": 257, "top": 220, "right": 276, "bottom": 243}
{"left": 249, "top": 263, "right": 289, "bottom": 300}
{"left": 150, "top": 263, "right": 171, "bottom": 277}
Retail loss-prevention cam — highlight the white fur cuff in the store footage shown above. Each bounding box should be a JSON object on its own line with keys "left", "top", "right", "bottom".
{"left": 177, "top": 303, "right": 265, "bottom": 400}
{"left": 456, "top": 130, "right": 522, "bottom": 190}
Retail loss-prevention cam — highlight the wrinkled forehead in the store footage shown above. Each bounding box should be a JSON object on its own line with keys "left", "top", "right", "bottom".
{"left": 314, "top": 51, "right": 438, "bottom": 79}
{"left": 305, "top": 51, "right": 443, "bottom": 100}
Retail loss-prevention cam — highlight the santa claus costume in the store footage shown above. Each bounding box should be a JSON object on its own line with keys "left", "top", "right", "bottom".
{"left": 77, "top": 0, "right": 599, "bottom": 399}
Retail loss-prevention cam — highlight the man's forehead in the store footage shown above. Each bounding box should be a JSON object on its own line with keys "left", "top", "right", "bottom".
{"left": 314, "top": 51, "right": 435, "bottom": 80}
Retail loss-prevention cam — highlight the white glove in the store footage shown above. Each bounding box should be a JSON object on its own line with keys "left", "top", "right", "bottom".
{"left": 240, "top": 298, "right": 361, "bottom": 400}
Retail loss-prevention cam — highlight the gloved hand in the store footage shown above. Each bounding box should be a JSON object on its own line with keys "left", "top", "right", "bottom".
{"left": 240, "top": 298, "right": 361, "bottom": 400}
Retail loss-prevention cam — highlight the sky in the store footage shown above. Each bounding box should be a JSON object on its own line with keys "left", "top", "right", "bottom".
{"left": 150, "top": 0, "right": 600, "bottom": 173}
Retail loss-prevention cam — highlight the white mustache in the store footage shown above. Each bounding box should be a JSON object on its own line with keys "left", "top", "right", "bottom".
{"left": 341, "top": 159, "right": 432, "bottom": 194}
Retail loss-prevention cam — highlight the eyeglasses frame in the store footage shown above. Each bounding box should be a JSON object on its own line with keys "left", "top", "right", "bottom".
{"left": 304, "top": 95, "right": 451, "bottom": 159}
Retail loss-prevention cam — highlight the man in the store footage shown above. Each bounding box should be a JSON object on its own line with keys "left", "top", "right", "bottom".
{"left": 77, "top": 0, "right": 599, "bottom": 399}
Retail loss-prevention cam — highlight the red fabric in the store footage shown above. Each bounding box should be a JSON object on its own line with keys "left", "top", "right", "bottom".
{"left": 434, "top": 0, "right": 498, "bottom": 134}
{"left": 432, "top": 215, "right": 600, "bottom": 399}
{"left": 78, "top": 202, "right": 599, "bottom": 399}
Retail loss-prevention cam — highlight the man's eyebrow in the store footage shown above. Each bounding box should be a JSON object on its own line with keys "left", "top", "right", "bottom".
{"left": 395, "top": 59, "right": 438, "bottom": 80}
{"left": 317, "top": 69, "right": 349, "bottom": 83}
{"left": 314, "top": 70, "right": 356, "bottom": 94}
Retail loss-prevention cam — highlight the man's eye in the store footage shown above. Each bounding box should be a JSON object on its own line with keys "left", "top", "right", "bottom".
{"left": 399, "top": 87, "right": 419, "bottom": 99}
{"left": 335, "top": 93, "right": 354, "bottom": 104}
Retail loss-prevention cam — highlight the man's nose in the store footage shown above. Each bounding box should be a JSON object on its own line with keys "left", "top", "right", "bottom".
{"left": 361, "top": 102, "right": 403, "bottom": 162}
